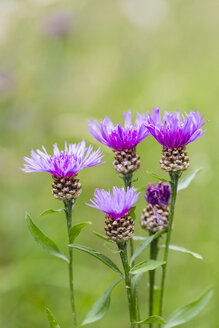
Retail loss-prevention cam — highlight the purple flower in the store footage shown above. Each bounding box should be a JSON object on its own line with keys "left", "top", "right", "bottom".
{"left": 87, "top": 186, "right": 140, "bottom": 220}
{"left": 146, "top": 182, "right": 171, "bottom": 207}
{"left": 88, "top": 110, "right": 149, "bottom": 151}
{"left": 145, "top": 108, "right": 207, "bottom": 149}
{"left": 22, "top": 141, "right": 103, "bottom": 178}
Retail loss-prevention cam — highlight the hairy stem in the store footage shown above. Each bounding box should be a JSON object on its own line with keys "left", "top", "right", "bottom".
{"left": 117, "top": 241, "right": 137, "bottom": 328}
{"left": 64, "top": 200, "right": 77, "bottom": 328}
{"left": 159, "top": 172, "right": 180, "bottom": 320}
{"left": 149, "top": 237, "right": 159, "bottom": 328}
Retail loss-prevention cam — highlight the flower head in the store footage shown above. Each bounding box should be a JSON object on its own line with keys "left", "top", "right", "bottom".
{"left": 87, "top": 186, "right": 140, "bottom": 220}
{"left": 88, "top": 110, "right": 149, "bottom": 151}
{"left": 146, "top": 182, "right": 171, "bottom": 207}
{"left": 145, "top": 108, "right": 207, "bottom": 149}
{"left": 22, "top": 140, "right": 103, "bottom": 178}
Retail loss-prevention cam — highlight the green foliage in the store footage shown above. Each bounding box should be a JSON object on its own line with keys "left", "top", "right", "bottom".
{"left": 135, "top": 315, "right": 166, "bottom": 325}
{"left": 93, "top": 231, "right": 113, "bottom": 242}
{"left": 130, "top": 260, "right": 165, "bottom": 275}
{"left": 40, "top": 208, "right": 65, "bottom": 217}
{"left": 161, "top": 244, "right": 203, "bottom": 260}
{"left": 145, "top": 171, "right": 170, "bottom": 183}
{"left": 130, "top": 230, "right": 165, "bottom": 265}
{"left": 81, "top": 278, "right": 122, "bottom": 326}
{"left": 26, "top": 213, "right": 69, "bottom": 263}
{"left": 178, "top": 169, "right": 202, "bottom": 191}
{"left": 68, "top": 244, "right": 123, "bottom": 276}
{"left": 104, "top": 242, "right": 121, "bottom": 254}
{"left": 163, "top": 287, "right": 214, "bottom": 328}
{"left": 69, "top": 222, "right": 92, "bottom": 243}
{"left": 46, "top": 308, "right": 61, "bottom": 328}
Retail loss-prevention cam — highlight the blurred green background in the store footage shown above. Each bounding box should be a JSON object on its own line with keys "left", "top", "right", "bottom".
{"left": 0, "top": 0, "right": 218, "bottom": 327}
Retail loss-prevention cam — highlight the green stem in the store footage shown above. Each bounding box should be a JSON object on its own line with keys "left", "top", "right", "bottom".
{"left": 64, "top": 200, "right": 77, "bottom": 328}
{"left": 159, "top": 172, "right": 180, "bottom": 320}
{"left": 117, "top": 241, "right": 137, "bottom": 328}
{"left": 149, "top": 237, "right": 159, "bottom": 328}
{"left": 122, "top": 173, "right": 141, "bottom": 326}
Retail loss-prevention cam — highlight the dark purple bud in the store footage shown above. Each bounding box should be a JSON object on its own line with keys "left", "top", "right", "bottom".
{"left": 145, "top": 182, "right": 170, "bottom": 207}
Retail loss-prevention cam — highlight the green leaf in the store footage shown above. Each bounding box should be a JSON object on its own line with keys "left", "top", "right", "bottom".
{"left": 26, "top": 213, "right": 69, "bottom": 263}
{"left": 135, "top": 315, "right": 166, "bottom": 325}
{"left": 130, "top": 230, "right": 165, "bottom": 265}
{"left": 104, "top": 242, "right": 121, "bottom": 254}
{"left": 40, "top": 208, "right": 65, "bottom": 217}
{"left": 130, "top": 260, "right": 165, "bottom": 275}
{"left": 69, "top": 244, "right": 123, "bottom": 276}
{"left": 93, "top": 231, "right": 113, "bottom": 243}
{"left": 46, "top": 307, "right": 61, "bottom": 328}
{"left": 164, "top": 287, "right": 214, "bottom": 328}
{"left": 145, "top": 171, "right": 170, "bottom": 183}
{"left": 129, "top": 206, "right": 136, "bottom": 221}
{"left": 135, "top": 185, "right": 148, "bottom": 192}
{"left": 69, "top": 222, "right": 92, "bottom": 243}
{"left": 161, "top": 244, "right": 203, "bottom": 260}
{"left": 178, "top": 168, "right": 202, "bottom": 192}
{"left": 81, "top": 278, "right": 122, "bottom": 326}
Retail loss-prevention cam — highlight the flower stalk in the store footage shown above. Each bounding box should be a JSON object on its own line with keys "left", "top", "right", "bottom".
{"left": 117, "top": 241, "right": 137, "bottom": 328}
{"left": 64, "top": 199, "right": 77, "bottom": 327}
{"left": 149, "top": 237, "right": 159, "bottom": 328}
{"left": 159, "top": 172, "right": 180, "bottom": 319}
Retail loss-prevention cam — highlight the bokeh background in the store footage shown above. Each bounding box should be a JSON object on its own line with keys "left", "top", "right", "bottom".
{"left": 0, "top": 0, "right": 218, "bottom": 327}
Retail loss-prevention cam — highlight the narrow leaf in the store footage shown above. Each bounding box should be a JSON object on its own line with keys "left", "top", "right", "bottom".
{"left": 135, "top": 315, "right": 166, "bottom": 325}
{"left": 104, "top": 242, "right": 121, "bottom": 254}
{"left": 46, "top": 307, "right": 61, "bottom": 328}
{"left": 132, "top": 236, "right": 147, "bottom": 241}
{"left": 26, "top": 213, "right": 69, "bottom": 263}
{"left": 178, "top": 168, "right": 202, "bottom": 191}
{"left": 164, "top": 287, "right": 214, "bottom": 328}
{"left": 132, "top": 272, "right": 144, "bottom": 298}
{"left": 81, "top": 278, "right": 122, "bottom": 326}
{"left": 69, "top": 244, "right": 122, "bottom": 276}
{"left": 145, "top": 171, "right": 170, "bottom": 183}
{"left": 161, "top": 244, "right": 203, "bottom": 260}
{"left": 130, "top": 230, "right": 165, "bottom": 265}
{"left": 40, "top": 208, "right": 65, "bottom": 217}
{"left": 93, "top": 231, "right": 113, "bottom": 243}
{"left": 129, "top": 206, "right": 136, "bottom": 221}
{"left": 69, "top": 222, "right": 92, "bottom": 243}
{"left": 130, "top": 260, "right": 165, "bottom": 275}
{"left": 135, "top": 185, "right": 148, "bottom": 192}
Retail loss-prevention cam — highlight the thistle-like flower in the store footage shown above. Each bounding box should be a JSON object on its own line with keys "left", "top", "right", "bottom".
{"left": 145, "top": 108, "right": 207, "bottom": 172}
{"left": 141, "top": 182, "right": 171, "bottom": 234}
{"left": 88, "top": 111, "right": 149, "bottom": 175}
{"left": 22, "top": 141, "right": 103, "bottom": 201}
{"left": 87, "top": 187, "right": 140, "bottom": 241}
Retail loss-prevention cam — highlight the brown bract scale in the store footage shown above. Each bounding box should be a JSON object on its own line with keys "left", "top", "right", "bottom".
{"left": 113, "top": 148, "right": 140, "bottom": 175}
{"left": 52, "top": 174, "right": 81, "bottom": 200}
{"left": 105, "top": 213, "right": 134, "bottom": 242}
{"left": 160, "top": 146, "right": 190, "bottom": 172}
{"left": 141, "top": 204, "right": 169, "bottom": 234}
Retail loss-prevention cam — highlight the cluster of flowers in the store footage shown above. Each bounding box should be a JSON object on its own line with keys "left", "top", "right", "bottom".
{"left": 23, "top": 108, "right": 206, "bottom": 237}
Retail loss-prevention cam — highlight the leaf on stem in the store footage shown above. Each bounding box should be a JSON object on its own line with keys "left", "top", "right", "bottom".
{"left": 130, "top": 230, "right": 165, "bottom": 265}
{"left": 81, "top": 278, "right": 122, "bottom": 326}
{"left": 163, "top": 287, "right": 214, "bottom": 328}
{"left": 130, "top": 260, "right": 165, "bottom": 275}
{"left": 93, "top": 231, "right": 113, "bottom": 243}
{"left": 177, "top": 168, "right": 202, "bottom": 192}
{"left": 69, "top": 244, "right": 122, "bottom": 276}
{"left": 69, "top": 222, "right": 92, "bottom": 243}
{"left": 46, "top": 307, "right": 61, "bottom": 328}
{"left": 26, "top": 213, "right": 69, "bottom": 263}
{"left": 161, "top": 244, "right": 203, "bottom": 260}
{"left": 40, "top": 208, "right": 65, "bottom": 217}
{"left": 145, "top": 171, "right": 170, "bottom": 183}
{"left": 132, "top": 272, "right": 144, "bottom": 297}
{"left": 134, "top": 315, "right": 166, "bottom": 325}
